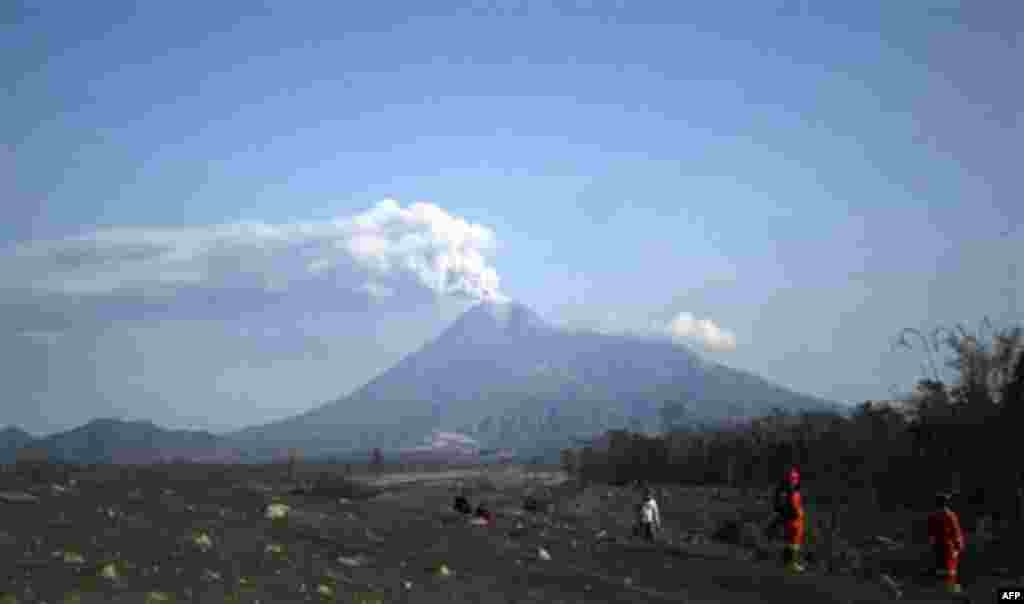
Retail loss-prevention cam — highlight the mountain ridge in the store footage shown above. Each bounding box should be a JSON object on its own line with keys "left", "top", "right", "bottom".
{"left": 0, "top": 425, "right": 37, "bottom": 463}
{"left": 10, "top": 418, "right": 242, "bottom": 464}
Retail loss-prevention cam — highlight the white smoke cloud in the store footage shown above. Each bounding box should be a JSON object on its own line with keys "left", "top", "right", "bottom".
{"left": 666, "top": 312, "right": 737, "bottom": 352}
{"left": 0, "top": 200, "right": 505, "bottom": 325}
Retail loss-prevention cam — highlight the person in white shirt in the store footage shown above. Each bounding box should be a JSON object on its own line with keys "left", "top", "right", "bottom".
{"left": 638, "top": 490, "right": 661, "bottom": 542}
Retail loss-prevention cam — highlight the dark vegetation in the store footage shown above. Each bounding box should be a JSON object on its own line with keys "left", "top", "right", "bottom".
{"left": 566, "top": 320, "right": 1024, "bottom": 531}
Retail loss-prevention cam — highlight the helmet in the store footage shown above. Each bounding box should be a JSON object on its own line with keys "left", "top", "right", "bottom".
{"left": 787, "top": 467, "right": 800, "bottom": 486}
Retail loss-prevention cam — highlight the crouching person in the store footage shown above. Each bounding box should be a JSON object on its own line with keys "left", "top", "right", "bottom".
{"left": 454, "top": 493, "right": 472, "bottom": 515}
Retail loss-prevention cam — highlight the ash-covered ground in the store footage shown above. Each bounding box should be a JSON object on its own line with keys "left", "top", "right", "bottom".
{"left": 1, "top": 463, "right": 1020, "bottom": 603}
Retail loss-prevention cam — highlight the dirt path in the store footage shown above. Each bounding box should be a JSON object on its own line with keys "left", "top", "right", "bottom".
{"left": 355, "top": 466, "right": 568, "bottom": 489}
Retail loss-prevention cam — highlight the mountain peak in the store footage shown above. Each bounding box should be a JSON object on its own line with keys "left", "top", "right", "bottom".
{"left": 450, "top": 300, "right": 548, "bottom": 338}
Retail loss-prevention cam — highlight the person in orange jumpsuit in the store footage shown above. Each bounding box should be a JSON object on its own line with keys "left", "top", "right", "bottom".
{"left": 928, "top": 492, "right": 965, "bottom": 593}
{"left": 774, "top": 466, "right": 805, "bottom": 572}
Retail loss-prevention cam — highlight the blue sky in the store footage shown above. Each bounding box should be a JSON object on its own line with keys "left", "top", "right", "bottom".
{"left": 4, "top": 1, "right": 1021, "bottom": 434}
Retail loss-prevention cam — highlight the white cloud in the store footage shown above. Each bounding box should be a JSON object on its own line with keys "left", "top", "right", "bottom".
{"left": 0, "top": 200, "right": 505, "bottom": 328}
{"left": 666, "top": 312, "right": 737, "bottom": 352}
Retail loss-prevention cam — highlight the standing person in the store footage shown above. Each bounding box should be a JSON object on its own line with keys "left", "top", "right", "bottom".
{"left": 928, "top": 492, "right": 965, "bottom": 594}
{"left": 773, "top": 467, "right": 805, "bottom": 573}
{"left": 638, "top": 489, "right": 662, "bottom": 543}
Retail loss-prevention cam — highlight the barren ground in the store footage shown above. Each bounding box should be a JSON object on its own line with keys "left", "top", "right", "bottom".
{"left": 1, "top": 463, "right": 1020, "bottom": 603}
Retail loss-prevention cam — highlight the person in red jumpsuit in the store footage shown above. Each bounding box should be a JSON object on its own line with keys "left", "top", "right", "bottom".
{"left": 774, "top": 466, "right": 805, "bottom": 572}
{"left": 928, "top": 492, "right": 964, "bottom": 593}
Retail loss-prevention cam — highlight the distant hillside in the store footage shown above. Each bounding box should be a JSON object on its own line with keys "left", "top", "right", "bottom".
{"left": 0, "top": 426, "right": 37, "bottom": 463}
{"left": 36, "top": 419, "right": 241, "bottom": 464}
{"left": 233, "top": 301, "right": 840, "bottom": 456}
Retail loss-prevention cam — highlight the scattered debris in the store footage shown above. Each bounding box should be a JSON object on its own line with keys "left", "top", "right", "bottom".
{"left": 0, "top": 492, "right": 39, "bottom": 504}
{"left": 862, "top": 535, "right": 902, "bottom": 549}
{"left": 99, "top": 562, "right": 119, "bottom": 580}
{"left": 880, "top": 574, "right": 902, "bottom": 599}
{"left": 201, "top": 568, "right": 222, "bottom": 582}
{"left": 337, "top": 554, "right": 370, "bottom": 567}
{"left": 289, "top": 483, "right": 311, "bottom": 495}
{"left": 191, "top": 531, "right": 214, "bottom": 552}
{"left": 538, "top": 547, "right": 552, "bottom": 561}
{"left": 264, "top": 502, "right": 291, "bottom": 520}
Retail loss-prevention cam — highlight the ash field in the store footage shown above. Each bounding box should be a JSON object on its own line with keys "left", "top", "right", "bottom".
{"left": 3, "top": 462, "right": 1020, "bottom": 604}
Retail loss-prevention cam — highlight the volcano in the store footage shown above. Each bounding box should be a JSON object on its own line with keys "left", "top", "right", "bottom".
{"left": 231, "top": 301, "right": 838, "bottom": 456}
